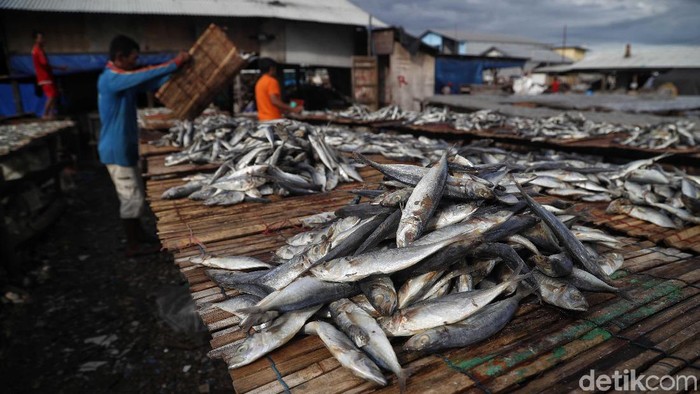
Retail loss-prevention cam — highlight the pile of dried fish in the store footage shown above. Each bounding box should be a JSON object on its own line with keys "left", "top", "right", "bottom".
{"left": 456, "top": 111, "right": 698, "bottom": 147}
{"left": 403, "top": 106, "right": 453, "bottom": 126}
{"left": 453, "top": 144, "right": 700, "bottom": 229}
{"left": 453, "top": 109, "right": 506, "bottom": 131}
{"left": 363, "top": 105, "right": 412, "bottom": 122}
{"left": 199, "top": 151, "right": 629, "bottom": 389}
{"left": 335, "top": 104, "right": 371, "bottom": 120}
{"left": 155, "top": 114, "right": 254, "bottom": 154}
{"left": 160, "top": 120, "right": 363, "bottom": 205}
{"left": 327, "top": 105, "right": 699, "bottom": 148}
{"left": 618, "top": 120, "right": 697, "bottom": 149}
{"left": 454, "top": 110, "right": 627, "bottom": 139}
{"left": 324, "top": 126, "right": 448, "bottom": 166}
{"left": 157, "top": 113, "right": 452, "bottom": 204}
{"left": 0, "top": 120, "right": 74, "bottom": 155}
{"left": 333, "top": 105, "right": 453, "bottom": 125}
{"left": 509, "top": 112, "right": 626, "bottom": 140}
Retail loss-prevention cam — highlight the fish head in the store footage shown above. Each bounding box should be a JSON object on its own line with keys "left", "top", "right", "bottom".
{"left": 382, "top": 189, "right": 410, "bottom": 207}
{"left": 397, "top": 217, "right": 421, "bottom": 247}
{"left": 369, "top": 290, "right": 397, "bottom": 316}
{"left": 599, "top": 252, "right": 624, "bottom": 276}
{"left": 403, "top": 328, "right": 448, "bottom": 352}
{"left": 225, "top": 341, "right": 255, "bottom": 369}
{"left": 560, "top": 285, "right": 589, "bottom": 311}
{"left": 549, "top": 253, "right": 574, "bottom": 276}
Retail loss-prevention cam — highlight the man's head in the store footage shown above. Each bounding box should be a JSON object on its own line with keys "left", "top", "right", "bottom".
{"left": 110, "top": 35, "right": 140, "bottom": 70}
{"left": 32, "top": 30, "right": 44, "bottom": 46}
{"left": 258, "top": 58, "right": 277, "bottom": 75}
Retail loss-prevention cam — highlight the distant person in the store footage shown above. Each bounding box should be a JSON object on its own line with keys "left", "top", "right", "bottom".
{"left": 254, "top": 58, "right": 302, "bottom": 121}
{"left": 441, "top": 83, "right": 452, "bottom": 95}
{"left": 643, "top": 72, "right": 659, "bottom": 90}
{"left": 31, "top": 30, "right": 66, "bottom": 118}
{"left": 551, "top": 77, "right": 560, "bottom": 93}
{"left": 97, "top": 35, "right": 190, "bottom": 256}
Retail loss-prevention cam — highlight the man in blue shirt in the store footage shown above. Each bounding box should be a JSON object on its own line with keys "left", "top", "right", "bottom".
{"left": 98, "top": 35, "right": 189, "bottom": 256}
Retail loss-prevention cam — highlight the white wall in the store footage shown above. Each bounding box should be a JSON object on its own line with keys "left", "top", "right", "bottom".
{"left": 284, "top": 21, "right": 355, "bottom": 68}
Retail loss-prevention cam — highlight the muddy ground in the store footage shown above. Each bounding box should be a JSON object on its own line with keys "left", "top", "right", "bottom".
{"left": 0, "top": 165, "right": 231, "bottom": 393}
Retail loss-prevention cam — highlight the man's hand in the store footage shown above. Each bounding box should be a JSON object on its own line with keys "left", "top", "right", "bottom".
{"left": 174, "top": 51, "right": 191, "bottom": 67}
{"left": 291, "top": 106, "right": 303, "bottom": 114}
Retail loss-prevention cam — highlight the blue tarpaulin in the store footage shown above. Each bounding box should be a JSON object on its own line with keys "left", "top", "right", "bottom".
{"left": 1, "top": 53, "right": 175, "bottom": 116}
{"left": 9, "top": 53, "right": 176, "bottom": 77}
{"left": 435, "top": 57, "right": 525, "bottom": 94}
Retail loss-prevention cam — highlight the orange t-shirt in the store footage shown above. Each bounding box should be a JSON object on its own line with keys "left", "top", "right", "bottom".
{"left": 255, "top": 74, "right": 282, "bottom": 121}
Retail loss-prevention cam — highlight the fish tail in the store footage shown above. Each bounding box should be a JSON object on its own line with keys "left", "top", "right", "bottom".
{"left": 353, "top": 152, "right": 373, "bottom": 166}
{"left": 396, "top": 367, "right": 412, "bottom": 394}
{"left": 239, "top": 308, "right": 264, "bottom": 331}
{"left": 616, "top": 287, "right": 636, "bottom": 302}
{"left": 513, "top": 271, "right": 534, "bottom": 283}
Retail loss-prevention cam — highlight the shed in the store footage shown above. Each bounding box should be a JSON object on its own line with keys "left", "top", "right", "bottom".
{"left": 537, "top": 45, "right": 700, "bottom": 95}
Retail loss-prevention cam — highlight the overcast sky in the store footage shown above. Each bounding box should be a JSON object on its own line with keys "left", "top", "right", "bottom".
{"left": 350, "top": 0, "right": 700, "bottom": 51}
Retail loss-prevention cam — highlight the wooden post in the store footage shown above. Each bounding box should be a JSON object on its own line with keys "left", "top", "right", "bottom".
{"left": 351, "top": 56, "right": 378, "bottom": 110}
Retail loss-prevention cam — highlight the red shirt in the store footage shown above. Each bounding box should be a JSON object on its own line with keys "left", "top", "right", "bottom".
{"left": 32, "top": 44, "right": 54, "bottom": 84}
{"left": 551, "top": 79, "right": 560, "bottom": 93}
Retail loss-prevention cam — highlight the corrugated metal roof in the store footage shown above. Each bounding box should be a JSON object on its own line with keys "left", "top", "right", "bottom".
{"left": 428, "top": 30, "right": 542, "bottom": 45}
{"left": 0, "top": 0, "right": 383, "bottom": 27}
{"left": 422, "top": 29, "right": 566, "bottom": 64}
{"left": 537, "top": 46, "right": 700, "bottom": 72}
{"left": 480, "top": 43, "right": 571, "bottom": 64}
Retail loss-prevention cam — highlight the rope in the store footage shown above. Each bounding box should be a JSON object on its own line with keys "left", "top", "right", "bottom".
{"left": 266, "top": 356, "right": 291, "bottom": 393}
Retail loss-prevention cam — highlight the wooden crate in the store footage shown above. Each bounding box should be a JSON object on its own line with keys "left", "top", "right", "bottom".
{"left": 156, "top": 24, "right": 248, "bottom": 120}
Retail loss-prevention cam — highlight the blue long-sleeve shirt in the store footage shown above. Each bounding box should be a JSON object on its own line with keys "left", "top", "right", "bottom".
{"left": 97, "top": 60, "right": 178, "bottom": 166}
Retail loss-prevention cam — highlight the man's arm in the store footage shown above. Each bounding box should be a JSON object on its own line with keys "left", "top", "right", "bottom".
{"left": 139, "top": 73, "right": 172, "bottom": 92}
{"left": 270, "top": 93, "right": 298, "bottom": 113}
{"left": 138, "top": 52, "right": 191, "bottom": 92}
{"left": 102, "top": 62, "right": 179, "bottom": 93}
{"left": 266, "top": 77, "right": 302, "bottom": 114}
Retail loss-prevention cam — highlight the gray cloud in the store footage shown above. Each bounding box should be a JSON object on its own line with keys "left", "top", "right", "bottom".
{"left": 352, "top": 0, "right": 700, "bottom": 50}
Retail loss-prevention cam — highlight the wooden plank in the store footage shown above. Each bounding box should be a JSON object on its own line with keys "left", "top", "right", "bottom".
{"left": 140, "top": 139, "right": 700, "bottom": 393}
{"left": 657, "top": 367, "right": 700, "bottom": 394}
{"left": 499, "top": 289, "right": 700, "bottom": 393}
{"left": 443, "top": 277, "right": 688, "bottom": 389}
{"left": 640, "top": 338, "right": 700, "bottom": 391}
{"left": 231, "top": 336, "right": 328, "bottom": 393}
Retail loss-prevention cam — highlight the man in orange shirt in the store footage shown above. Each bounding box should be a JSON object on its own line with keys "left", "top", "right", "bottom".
{"left": 255, "top": 58, "right": 301, "bottom": 121}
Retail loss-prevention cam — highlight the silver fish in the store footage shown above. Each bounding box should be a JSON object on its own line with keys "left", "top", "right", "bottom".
{"left": 329, "top": 298, "right": 409, "bottom": 391}
{"left": 304, "top": 321, "right": 387, "bottom": 386}
{"left": 223, "top": 305, "right": 322, "bottom": 369}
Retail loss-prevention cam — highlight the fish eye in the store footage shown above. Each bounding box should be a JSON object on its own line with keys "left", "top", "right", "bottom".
{"left": 416, "top": 334, "right": 432, "bottom": 346}
{"left": 237, "top": 344, "right": 247, "bottom": 353}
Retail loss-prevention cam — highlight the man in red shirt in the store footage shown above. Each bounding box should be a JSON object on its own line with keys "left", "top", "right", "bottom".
{"left": 551, "top": 77, "right": 561, "bottom": 93}
{"left": 31, "top": 31, "right": 65, "bottom": 118}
